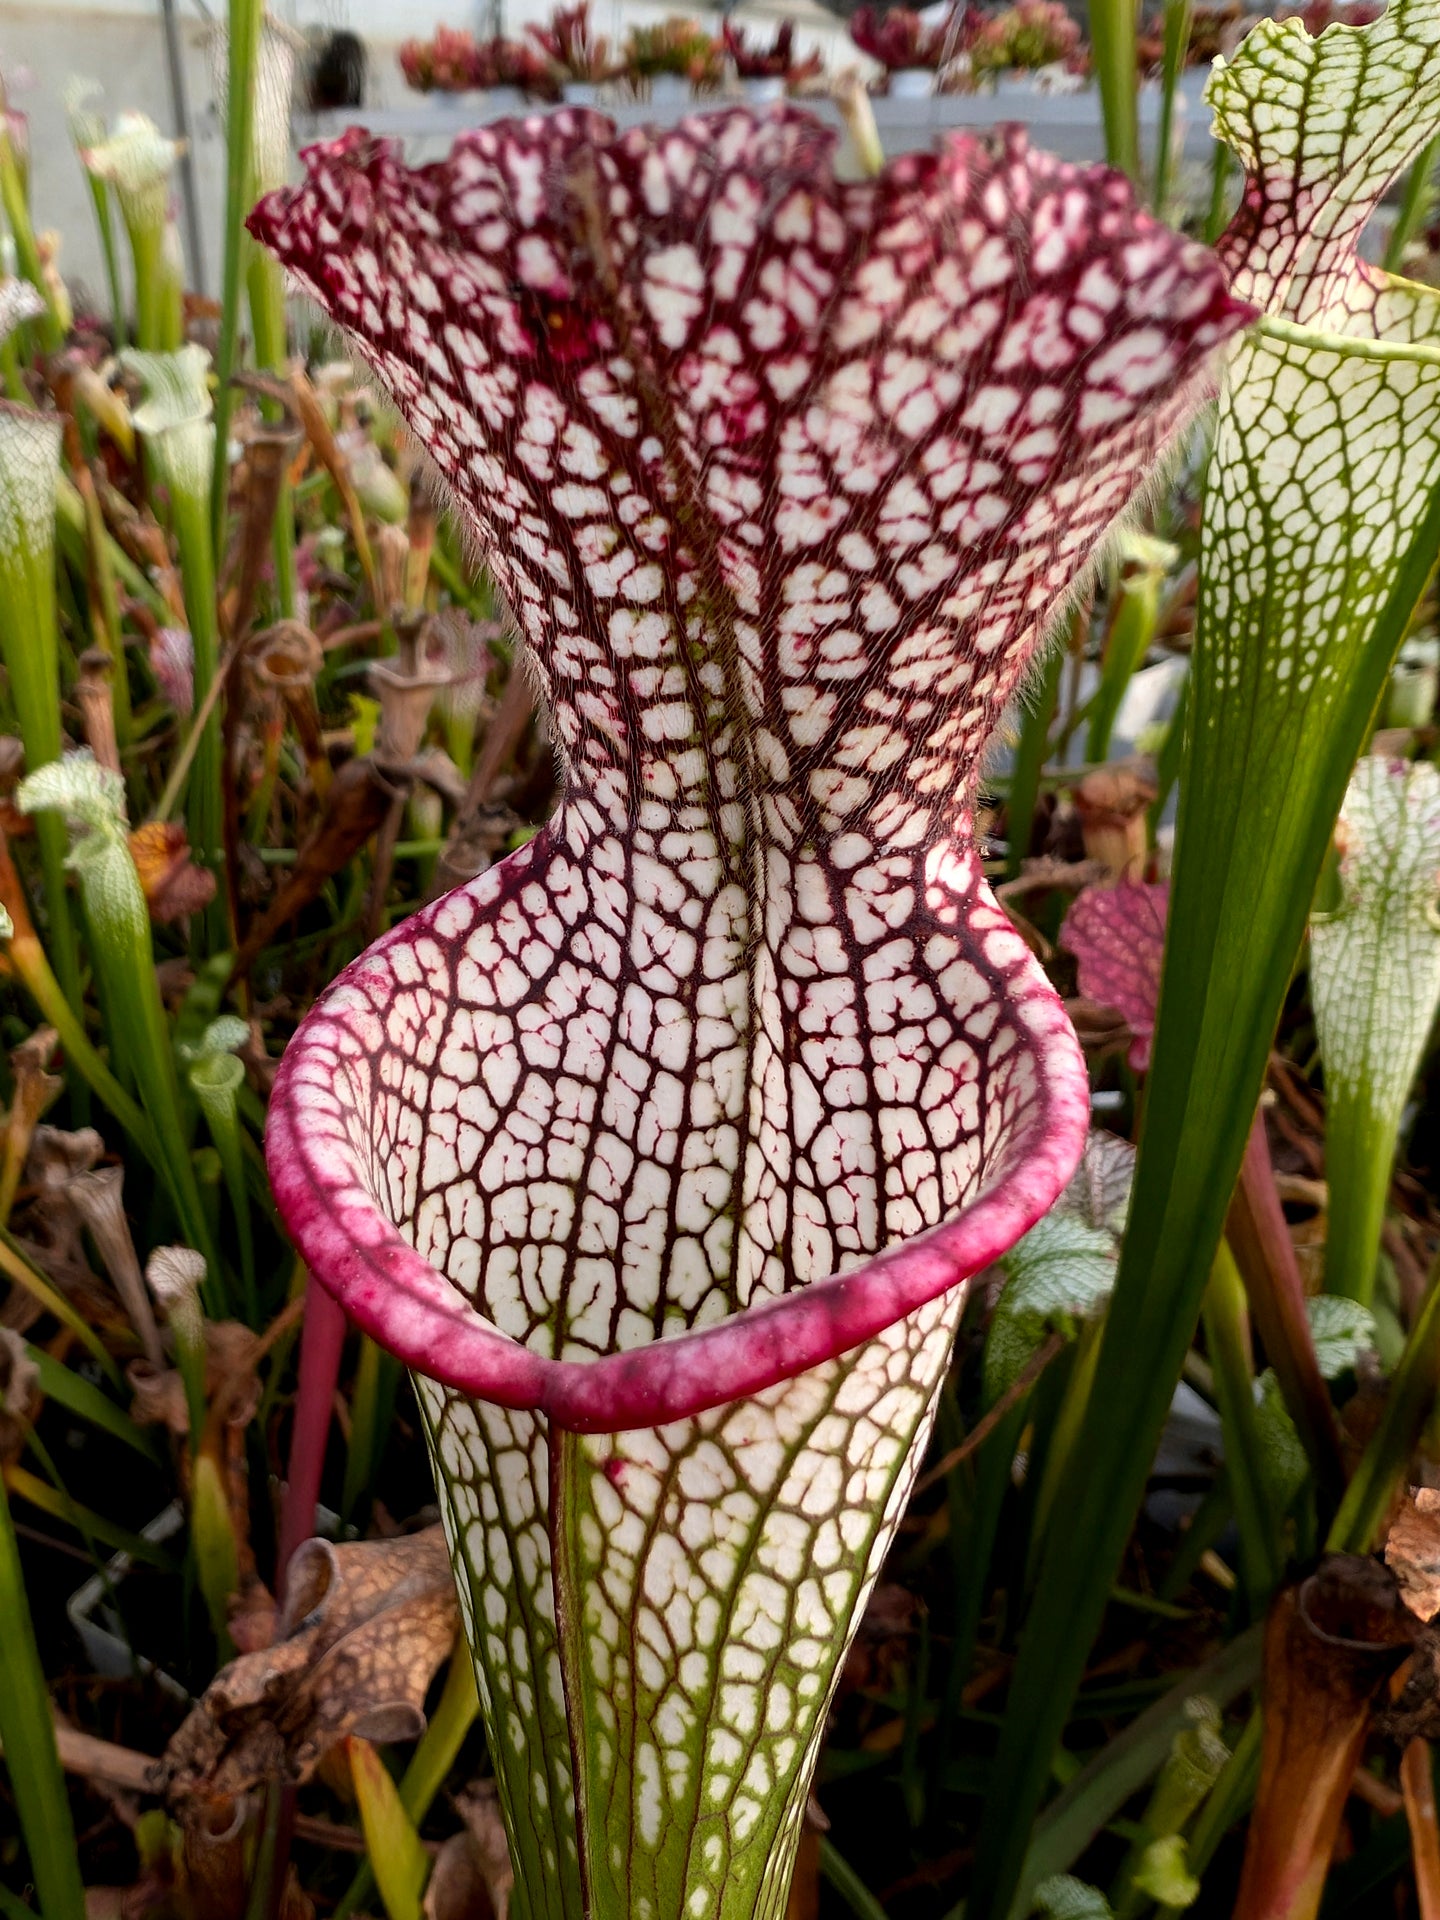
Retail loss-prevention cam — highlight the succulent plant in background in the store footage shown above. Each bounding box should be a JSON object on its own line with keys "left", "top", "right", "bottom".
{"left": 849, "top": 5, "right": 954, "bottom": 72}
{"left": 490, "top": 38, "right": 565, "bottom": 101}
{"left": 251, "top": 104, "right": 1249, "bottom": 1920}
{"left": 969, "top": 0, "right": 1084, "bottom": 74}
{"left": 398, "top": 25, "right": 484, "bottom": 94}
{"left": 527, "top": 5, "right": 619, "bottom": 88}
{"left": 721, "top": 21, "right": 823, "bottom": 85}
{"left": 623, "top": 18, "right": 723, "bottom": 88}
{"left": 399, "top": 27, "right": 563, "bottom": 99}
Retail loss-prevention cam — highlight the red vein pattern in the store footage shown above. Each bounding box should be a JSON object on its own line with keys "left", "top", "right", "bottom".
{"left": 254, "top": 110, "right": 1255, "bottom": 1917}
{"left": 256, "top": 108, "right": 1248, "bottom": 1430}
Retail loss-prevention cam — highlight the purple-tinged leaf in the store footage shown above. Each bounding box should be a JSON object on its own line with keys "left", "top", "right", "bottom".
{"left": 1062, "top": 879, "right": 1168, "bottom": 1069}
{"left": 253, "top": 107, "right": 1250, "bottom": 1920}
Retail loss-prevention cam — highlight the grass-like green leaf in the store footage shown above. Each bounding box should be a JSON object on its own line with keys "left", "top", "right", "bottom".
{"left": 969, "top": 6, "right": 1440, "bottom": 1911}
{"left": 0, "top": 1471, "right": 86, "bottom": 1920}
{"left": 1152, "top": 0, "right": 1194, "bottom": 215}
{"left": 334, "top": 1651, "right": 481, "bottom": 1920}
{"left": 25, "top": 1343, "right": 160, "bottom": 1462}
{"left": 5, "top": 1462, "right": 177, "bottom": 1570}
{"left": 349, "top": 1736, "right": 431, "bottom": 1920}
{"left": 819, "top": 1839, "right": 890, "bottom": 1920}
{"left": 0, "top": 1230, "right": 123, "bottom": 1389}
{"left": 1007, "top": 1626, "right": 1262, "bottom": 1911}
{"left": 1089, "top": 0, "right": 1140, "bottom": 177}
{"left": 18, "top": 755, "right": 219, "bottom": 1280}
{"left": 1201, "top": 1242, "right": 1281, "bottom": 1617}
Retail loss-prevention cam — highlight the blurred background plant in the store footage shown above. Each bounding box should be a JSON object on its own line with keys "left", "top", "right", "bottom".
{"left": 0, "top": 7, "right": 1438, "bottom": 1920}
{"left": 524, "top": 2, "right": 621, "bottom": 87}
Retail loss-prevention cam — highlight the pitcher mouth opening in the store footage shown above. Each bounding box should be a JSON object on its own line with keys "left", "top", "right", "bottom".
{"left": 264, "top": 862, "right": 1089, "bottom": 1436}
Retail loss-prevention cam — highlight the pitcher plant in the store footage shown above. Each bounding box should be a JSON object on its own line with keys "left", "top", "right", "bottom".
{"left": 255, "top": 107, "right": 1251, "bottom": 1920}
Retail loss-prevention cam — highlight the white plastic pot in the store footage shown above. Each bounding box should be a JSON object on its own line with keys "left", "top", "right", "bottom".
{"left": 647, "top": 72, "right": 691, "bottom": 105}
{"left": 889, "top": 66, "right": 935, "bottom": 97}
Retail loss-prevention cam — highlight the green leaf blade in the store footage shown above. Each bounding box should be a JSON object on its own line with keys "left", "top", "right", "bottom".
{"left": 0, "top": 1473, "right": 86, "bottom": 1920}
{"left": 349, "top": 1736, "right": 431, "bottom": 1920}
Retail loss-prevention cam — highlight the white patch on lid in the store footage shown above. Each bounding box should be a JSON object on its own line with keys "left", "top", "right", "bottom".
{"left": 961, "top": 384, "right": 1022, "bottom": 435}
{"left": 505, "top": 146, "right": 545, "bottom": 225}
{"left": 641, "top": 242, "right": 707, "bottom": 348}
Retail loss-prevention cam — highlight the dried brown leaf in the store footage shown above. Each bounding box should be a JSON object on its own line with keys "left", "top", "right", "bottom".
{"left": 128, "top": 1322, "right": 273, "bottom": 1438}
{"left": 1387, "top": 1488, "right": 1440, "bottom": 1624}
{"left": 83, "top": 1889, "right": 129, "bottom": 1920}
{"left": 1061, "top": 995, "right": 1136, "bottom": 1061}
{"left": 1381, "top": 1630, "right": 1440, "bottom": 1751}
{"left": 0, "top": 1326, "right": 38, "bottom": 1462}
{"left": 19, "top": 1139, "right": 163, "bottom": 1366}
{"left": 425, "top": 1779, "right": 512, "bottom": 1920}
{"left": 159, "top": 1527, "right": 458, "bottom": 1806}
{"left": 125, "top": 1360, "right": 190, "bottom": 1436}
{"left": 0, "top": 1026, "right": 62, "bottom": 1228}
{"left": 76, "top": 648, "right": 121, "bottom": 775}
{"left": 1073, "top": 760, "right": 1158, "bottom": 880}
{"left": 287, "top": 366, "right": 379, "bottom": 605}
{"left": 425, "top": 1833, "right": 497, "bottom": 1920}
{"left": 1401, "top": 1737, "right": 1440, "bottom": 1920}
{"left": 27, "top": 1123, "right": 105, "bottom": 1186}
{"left": 223, "top": 418, "right": 301, "bottom": 644}
{"left": 130, "top": 822, "right": 217, "bottom": 924}
{"left": 175, "top": 1794, "right": 250, "bottom": 1920}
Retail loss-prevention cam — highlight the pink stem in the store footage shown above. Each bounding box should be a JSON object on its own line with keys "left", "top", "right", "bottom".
{"left": 276, "top": 1278, "right": 347, "bottom": 1601}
